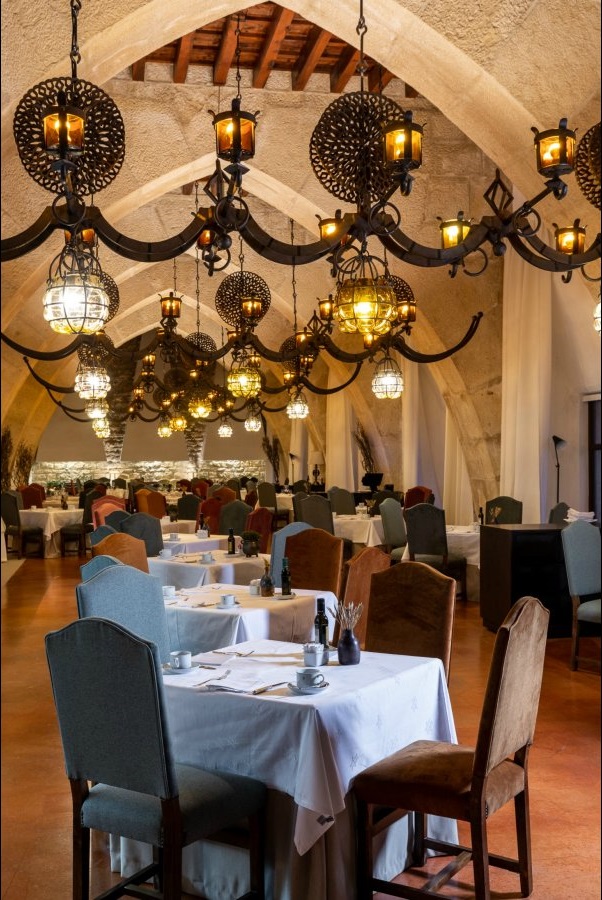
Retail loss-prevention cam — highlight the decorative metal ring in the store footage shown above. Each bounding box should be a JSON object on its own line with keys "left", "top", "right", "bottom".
{"left": 461, "top": 248, "right": 489, "bottom": 277}
{"left": 214, "top": 195, "right": 250, "bottom": 230}
{"left": 215, "top": 271, "right": 271, "bottom": 328}
{"left": 369, "top": 202, "right": 401, "bottom": 235}
{"left": 51, "top": 194, "right": 86, "bottom": 229}
{"left": 581, "top": 263, "right": 601, "bottom": 283}
{"left": 512, "top": 207, "right": 541, "bottom": 238}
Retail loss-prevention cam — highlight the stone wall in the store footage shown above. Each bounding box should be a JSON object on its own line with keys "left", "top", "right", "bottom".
{"left": 31, "top": 459, "right": 267, "bottom": 487}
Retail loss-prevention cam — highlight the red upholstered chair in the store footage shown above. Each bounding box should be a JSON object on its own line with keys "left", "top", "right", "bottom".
{"left": 403, "top": 485, "right": 435, "bottom": 509}
{"left": 29, "top": 482, "right": 47, "bottom": 501}
{"left": 91, "top": 496, "right": 127, "bottom": 527}
{"left": 335, "top": 546, "right": 391, "bottom": 648}
{"left": 245, "top": 506, "right": 276, "bottom": 554}
{"left": 199, "top": 498, "right": 222, "bottom": 535}
{"left": 244, "top": 489, "right": 258, "bottom": 509}
{"left": 19, "top": 484, "right": 45, "bottom": 509}
{"left": 212, "top": 486, "right": 237, "bottom": 505}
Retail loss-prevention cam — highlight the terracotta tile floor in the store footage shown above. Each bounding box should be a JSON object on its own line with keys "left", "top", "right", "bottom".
{"left": 1, "top": 557, "right": 600, "bottom": 899}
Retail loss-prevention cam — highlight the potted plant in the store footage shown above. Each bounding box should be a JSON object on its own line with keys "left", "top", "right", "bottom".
{"left": 241, "top": 530, "right": 261, "bottom": 557}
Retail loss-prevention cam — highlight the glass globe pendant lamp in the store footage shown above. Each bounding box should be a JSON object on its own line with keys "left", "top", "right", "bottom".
{"left": 157, "top": 413, "right": 173, "bottom": 438}
{"left": 43, "top": 238, "right": 110, "bottom": 335}
{"left": 286, "top": 389, "right": 309, "bottom": 420}
{"left": 74, "top": 361, "right": 111, "bottom": 399}
{"left": 92, "top": 417, "right": 110, "bottom": 438}
{"left": 371, "top": 354, "right": 404, "bottom": 399}
{"left": 244, "top": 407, "right": 262, "bottom": 432}
{"left": 334, "top": 276, "right": 396, "bottom": 336}
{"left": 218, "top": 418, "right": 233, "bottom": 438}
{"left": 227, "top": 355, "right": 262, "bottom": 399}
{"left": 85, "top": 397, "right": 109, "bottom": 420}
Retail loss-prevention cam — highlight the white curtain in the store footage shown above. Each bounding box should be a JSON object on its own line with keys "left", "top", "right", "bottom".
{"left": 401, "top": 361, "right": 420, "bottom": 490}
{"left": 500, "top": 240, "right": 553, "bottom": 523}
{"left": 442, "top": 408, "right": 474, "bottom": 524}
{"left": 325, "top": 372, "right": 356, "bottom": 490}
{"left": 288, "top": 419, "right": 307, "bottom": 484}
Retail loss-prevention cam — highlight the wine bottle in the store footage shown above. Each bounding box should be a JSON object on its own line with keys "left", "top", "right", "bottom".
{"left": 227, "top": 528, "right": 236, "bottom": 554}
{"left": 314, "top": 597, "right": 329, "bottom": 665}
{"left": 260, "top": 559, "right": 275, "bottom": 597}
{"left": 281, "top": 556, "right": 291, "bottom": 597}
{"left": 478, "top": 506, "right": 484, "bottom": 525}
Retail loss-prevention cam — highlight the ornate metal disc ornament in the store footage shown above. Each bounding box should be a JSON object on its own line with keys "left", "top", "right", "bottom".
{"left": 310, "top": 92, "right": 407, "bottom": 204}
{"left": 575, "top": 122, "right": 601, "bottom": 210}
{"left": 13, "top": 77, "right": 125, "bottom": 196}
{"left": 214, "top": 271, "right": 271, "bottom": 329}
{"left": 100, "top": 273, "right": 120, "bottom": 323}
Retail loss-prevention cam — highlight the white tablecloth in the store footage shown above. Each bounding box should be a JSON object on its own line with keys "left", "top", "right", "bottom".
{"left": 333, "top": 514, "right": 384, "bottom": 547}
{"left": 148, "top": 550, "right": 269, "bottom": 590}
{"left": 402, "top": 525, "right": 481, "bottom": 567}
{"left": 18, "top": 508, "right": 83, "bottom": 558}
{"left": 165, "top": 585, "right": 338, "bottom": 653}
{"left": 112, "top": 640, "right": 457, "bottom": 900}
{"left": 161, "top": 535, "right": 231, "bottom": 555}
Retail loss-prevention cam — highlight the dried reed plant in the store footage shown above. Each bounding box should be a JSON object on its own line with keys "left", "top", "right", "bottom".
{"left": 329, "top": 601, "right": 364, "bottom": 632}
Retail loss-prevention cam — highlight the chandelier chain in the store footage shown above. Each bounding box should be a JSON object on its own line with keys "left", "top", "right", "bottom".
{"left": 235, "top": 14, "right": 243, "bottom": 100}
{"left": 356, "top": 0, "right": 368, "bottom": 91}
{"left": 290, "top": 218, "right": 298, "bottom": 331}
{"left": 70, "top": 0, "right": 82, "bottom": 80}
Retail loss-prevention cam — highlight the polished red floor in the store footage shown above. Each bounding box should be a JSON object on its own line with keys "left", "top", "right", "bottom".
{"left": 1, "top": 557, "right": 600, "bottom": 899}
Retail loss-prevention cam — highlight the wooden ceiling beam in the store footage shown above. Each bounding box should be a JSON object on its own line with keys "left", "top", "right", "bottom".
{"left": 367, "top": 65, "right": 395, "bottom": 93}
{"left": 292, "top": 25, "right": 332, "bottom": 91}
{"left": 213, "top": 16, "right": 238, "bottom": 85}
{"left": 174, "top": 32, "right": 196, "bottom": 84}
{"left": 253, "top": 6, "right": 295, "bottom": 89}
{"left": 330, "top": 46, "right": 359, "bottom": 93}
{"left": 132, "top": 60, "right": 146, "bottom": 82}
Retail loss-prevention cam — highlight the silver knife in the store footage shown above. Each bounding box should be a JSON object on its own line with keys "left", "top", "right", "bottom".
{"left": 252, "top": 681, "right": 287, "bottom": 695}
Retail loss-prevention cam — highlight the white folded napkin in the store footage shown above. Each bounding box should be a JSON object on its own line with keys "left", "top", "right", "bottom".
{"left": 567, "top": 509, "right": 595, "bottom": 520}
{"left": 202, "top": 665, "right": 295, "bottom": 694}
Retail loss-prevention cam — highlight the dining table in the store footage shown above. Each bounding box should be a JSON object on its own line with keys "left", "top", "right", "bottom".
{"left": 164, "top": 584, "right": 338, "bottom": 653}
{"left": 402, "top": 524, "right": 481, "bottom": 601}
{"left": 159, "top": 517, "right": 197, "bottom": 534}
{"left": 161, "top": 534, "right": 232, "bottom": 555}
{"left": 110, "top": 638, "right": 457, "bottom": 900}
{"left": 333, "top": 513, "right": 384, "bottom": 547}
{"left": 18, "top": 507, "right": 83, "bottom": 558}
{"left": 148, "top": 549, "right": 270, "bottom": 590}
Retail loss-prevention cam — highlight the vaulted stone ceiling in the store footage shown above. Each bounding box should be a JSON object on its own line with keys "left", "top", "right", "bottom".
{"left": 1, "top": 0, "right": 600, "bottom": 490}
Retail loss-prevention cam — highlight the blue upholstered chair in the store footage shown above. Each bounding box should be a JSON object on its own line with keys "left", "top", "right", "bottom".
{"left": 45, "top": 617, "right": 266, "bottom": 900}
{"left": 120, "top": 511, "right": 164, "bottom": 557}
{"left": 403, "top": 503, "right": 467, "bottom": 599}
{"left": 104, "top": 508, "right": 131, "bottom": 530}
{"left": 76, "top": 564, "right": 172, "bottom": 663}
{"left": 79, "top": 554, "right": 123, "bottom": 582}
{"left": 89, "top": 524, "right": 117, "bottom": 546}
{"left": 378, "top": 497, "right": 407, "bottom": 561}
{"left": 269, "top": 521, "right": 311, "bottom": 587}
{"left": 561, "top": 519, "right": 601, "bottom": 671}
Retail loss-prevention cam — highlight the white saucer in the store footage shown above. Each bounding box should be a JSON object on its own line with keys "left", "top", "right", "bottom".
{"left": 216, "top": 601, "right": 240, "bottom": 610}
{"left": 162, "top": 663, "right": 201, "bottom": 675}
{"left": 288, "top": 681, "right": 329, "bottom": 695}
{"left": 279, "top": 592, "right": 296, "bottom": 600}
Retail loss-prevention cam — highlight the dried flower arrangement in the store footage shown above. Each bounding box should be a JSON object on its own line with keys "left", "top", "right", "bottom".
{"left": 329, "top": 600, "right": 364, "bottom": 632}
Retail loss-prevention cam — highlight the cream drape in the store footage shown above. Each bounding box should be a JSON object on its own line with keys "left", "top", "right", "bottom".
{"left": 325, "top": 372, "right": 356, "bottom": 490}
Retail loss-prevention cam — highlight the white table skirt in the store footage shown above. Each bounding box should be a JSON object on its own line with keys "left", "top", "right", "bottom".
{"left": 333, "top": 514, "right": 384, "bottom": 547}
{"left": 18, "top": 508, "right": 83, "bottom": 557}
{"left": 148, "top": 551, "right": 270, "bottom": 590}
{"left": 165, "top": 585, "right": 338, "bottom": 653}
{"left": 111, "top": 641, "right": 457, "bottom": 899}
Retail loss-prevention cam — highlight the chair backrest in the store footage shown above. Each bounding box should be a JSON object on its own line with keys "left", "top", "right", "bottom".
{"left": 403, "top": 485, "right": 435, "bottom": 510}
{"left": 45, "top": 617, "right": 177, "bottom": 795}
{"left": 244, "top": 489, "right": 258, "bottom": 509}
{"left": 297, "top": 494, "right": 334, "bottom": 534}
{"left": 120, "top": 512, "right": 164, "bottom": 557}
{"left": 285, "top": 527, "right": 345, "bottom": 596}
{"left": 292, "top": 491, "right": 307, "bottom": 522}
{"left": 105, "top": 508, "right": 131, "bottom": 530}
{"left": 474, "top": 596, "right": 549, "bottom": 779}
{"left": 83, "top": 489, "right": 106, "bottom": 527}
{"left": 366, "top": 561, "right": 457, "bottom": 680}
{"left": 379, "top": 497, "right": 407, "bottom": 549}
{"left": 561, "top": 519, "right": 601, "bottom": 598}
{"left": 176, "top": 493, "right": 201, "bottom": 522}
{"left": 328, "top": 487, "right": 356, "bottom": 515}
{"left": 370, "top": 490, "right": 396, "bottom": 515}
{"left": 145, "top": 490, "right": 168, "bottom": 519}
{"left": 1, "top": 491, "right": 20, "bottom": 527}
{"left": 199, "top": 497, "right": 222, "bottom": 535}
{"left": 134, "top": 487, "right": 152, "bottom": 513}
{"left": 245, "top": 506, "right": 275, "bottom": 554}
{"left": 548, "top": 501, "right": 570, "bottom": 525}
{"left": 338, "top": 546, "right": 391, "bottom": 647}
{"left": 269, "top": 521, "right": 312, "bottom": 586}
{"left": 191, "top": 479, "right": 210, "bottom": 499}
{"left": 219, "top": 499, "right": 253, "bottom": 536}
{"left": 257, "top": 481, "right": 277, "bottom": 510}
{"left": 76, "top": 565, "right": 171, "bottom": 663}
{"left": 292, "top": 480, "right": 309, "bottom": 494}
{"left": 91, "top": 496, "right": 127, "bottom": 527}
{"left": 225, "top": 478, "right": 242, "bottom": 498}
{"left": 212, "top": 486, "right": 237, "bottom": 506}
{"left": 91, "top": 532, "right": 150, "bottom": 573}
{"left": 19, "top": 485, "right": 44, "bottom": 509}
{"left": 80, "top": 554, "right": 123, "bottom": 581}
{"left": 89, "top": 524, "right": 117, "bottom": 546}
{"left": 113, "top": 477, "right": 127, "bottom": 489}
{"left": 30, "top": 482, "right": 47, "bottom": 501}
{"left": 485, "top": 495, "right": 523, "bottom": 524}
{"left": 404, "top": 503, "right": 449, "bottom": 559}
{"left": 7, "top": 489, "right": 24, "bottom": 510}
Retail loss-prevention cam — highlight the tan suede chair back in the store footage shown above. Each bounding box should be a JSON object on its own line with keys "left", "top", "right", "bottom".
{"left": 285, "top": 528, "right": 344, "bottom": 596}
{"left": 134, "top": 488, "right": 152, "bottom": 513}
{"left": 91, "top": 533, "right": 149, "bottom": 573}
{"left": 212, "top": 486, "right": 236, "bottom": 506}
{"left": 366, "top": 561, "right": 456, "bottom": 681}
{"left": 336, "top": 546, "right": 391, "bottom": 647}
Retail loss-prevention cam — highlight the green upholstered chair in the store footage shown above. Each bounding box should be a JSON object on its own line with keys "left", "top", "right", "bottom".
{"left": 219, "top": 499, "right": 254, "bottom": 537}
{"left": 327, "top": 487, "right": 356, "bottom": 515}
{"left": 403, "top": 503, "right": 467, "bottom": 599}
{"left": 45, "top": 617, "right": 266, "bottom": 900}
{"left": 561, "top": 519, "right": 601, "bottom": 671}
{"left": 1, "top": 490, "right": 44, "bottom": 558}
{"left": 120, "top": 512, "right": 164, "bottom": 557}
{"left": 378, "top": 497, "right": 407, "bottom": 561}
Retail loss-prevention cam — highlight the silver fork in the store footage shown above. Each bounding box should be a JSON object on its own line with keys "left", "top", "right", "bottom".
{"left": 194, "top": 668, "right": 230, "bottom": 687}
{"left": 213, "top": 648, "right": 255, "bottom": 657}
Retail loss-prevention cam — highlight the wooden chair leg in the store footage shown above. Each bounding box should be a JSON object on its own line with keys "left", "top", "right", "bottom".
{"left": 469, "top": 812, "right": 491, "bottom": 900}
{"left": 354, "top": 798, "right": 374, "bottom": 900}
{"left": 161, "top": 835, "right": 182, "bottom": 900}
{"left": 412, "top": 811, "right": 426, "bottom": 866}
{"left": 72, "top": 819, "right": 89, "bottom": 900}
{"left": 514, "top": 786, "right": 533, "bottom": 897}
{"left": 571, "top": 616, "right": 580, "bottom": 670}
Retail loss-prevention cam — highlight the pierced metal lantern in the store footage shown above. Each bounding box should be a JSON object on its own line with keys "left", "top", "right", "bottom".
{"left": 188, "top": 389, "right": 213, "bottom": 420}
{"left": 533, "top": 118, "right": 576, "bottom": 178}
{"left": 211, "top": 98, "right": 258, "bottom": 163}
{"left": 218, "top": 418, "right": 234, "bottom": 438}
{"left": 286, "top": 390, "right": 309, "bottom": 420}
{"left": 554, "top": 219, "right": 586, "bottom": 254}
{"left": 215, "top": 271, "right": 271, "bottom": 330}
{"left": 157, "top": 413, "right": 173, "bottom": 438}
{"left": 85, "top": 397, "right": 109, "bottom": 420}
{"left": 227, "top": 358, "right": 262, "bottom": 399}
{"left": 371, "top": 355, "right": 404, "bottom": 399}
{"left": 74, "top": 362, "right": 111, "bottom": 400}
{"left": 334, "top": 277, "right": 396, "bottom": 336}
{"left": 43, "top": 240, "right": 110, "bottom": 335}
{"left": 92, "top": 417, "right": 110, "bottom": 439}
{"left": 244, "top": 408, "right": 262, "bottom": 432}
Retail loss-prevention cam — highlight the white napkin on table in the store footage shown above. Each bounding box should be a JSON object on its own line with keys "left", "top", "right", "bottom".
{"left": 567, "top": 509, "right": 595, "bottom": 521}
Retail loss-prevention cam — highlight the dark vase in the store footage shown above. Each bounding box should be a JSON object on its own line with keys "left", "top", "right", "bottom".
{"left": 337, "top": 628, "right": 361, "bottom": 665}
{"left": 242, "top": 539, "right": 259, "bottom": 557}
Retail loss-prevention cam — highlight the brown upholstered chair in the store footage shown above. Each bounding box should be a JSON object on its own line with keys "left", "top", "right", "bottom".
{"left": 353, "top": 595, "right": 549, "bottom": 900}
{"left": 335, "top": 546, "right": 391, "bottom": 647}
{"left": 365, "top": 561, "right": 457, "bottom": 681}
{"left": 212, "top": 486, "right": 237, "bottom": 505}
{"left": 403, "top": 485, "right": 435, "bottom": 510}
{"left": 199, "top": 497, "right": 222, "bottom": 535}
{"left": 91, "top": 532, "right": 149, "bottom": 573}
{"left": 133, "top": 488, "right": 152, "bottom": 513}
{"left": 245, "top": 506, "right": 276, "bottom": 554}
{"left": 285, "top": 527, "right": 345, "bottom": 597}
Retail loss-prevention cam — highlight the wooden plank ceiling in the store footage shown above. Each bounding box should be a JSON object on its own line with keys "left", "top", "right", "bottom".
{"left": 132, "top": 1, "right": 417, "bottom": 95}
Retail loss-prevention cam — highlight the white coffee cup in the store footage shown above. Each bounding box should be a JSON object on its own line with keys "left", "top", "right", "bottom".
{"left": 31, "top": 505, "right": 38, "bottom": 509}
{"left": 169, "top": 533, "right": 179, "bottom": 541}
{"left": 159, "top": 548, "right": 172, "bottom": 559}
{"left": 162, "top": 585, "right": 176, "bottom": 599}
{"left": 220, "top": 593, "right": 236, "bottom": 608}
{"left": 297, "top": 667, "right": 326, "bottom": 690}
{"left": 303, "top": 642, "right": 323, "bottom": 667}
{"left": 196, "top": 529, "right": 208, "bottom": 538}
{"left": 170, "top": 649, "right": 191, "bottom": 669}
{"left": 201, "top": 552, "right": 213, "bottom": 563}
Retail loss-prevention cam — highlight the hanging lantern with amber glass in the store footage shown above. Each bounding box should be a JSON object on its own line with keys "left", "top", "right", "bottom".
{"left": 211, "top": 98, "right": 258, "bottom": 163}
{"left": 42, "top": 90, "right": 85, "bottom": 157}
{"left": 334, "top": 277, "right": 396, "bottom": 336}
{"left": 383, "top": 110, "right": 423, "bottom": 194}
{"left": 371, "top": 354, "right": 404, "bottom": 399}
{"left": 532, "top": 118, "right": 576, "bottom": 178}
{"left": 188, "top": 388, "right": 213, "bottom": 420}
{"left": 227, "top": 356, "right": 262, "bottom": 399}
{"left": 439, "top": 212, "right": 472, "bottom": 249}
{"left": 85, "top": 397, "right": 109, "bottom": 420}
{"left": 554, "top": 219, "right": 586, "bottom": 255}
{"left": 157, "top": 413, "right": 173, "bottom": 438}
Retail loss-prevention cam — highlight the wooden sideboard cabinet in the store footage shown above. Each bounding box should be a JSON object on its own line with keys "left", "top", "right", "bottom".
{"left": 479, "top": 524, "right": 572, "bottom": 637}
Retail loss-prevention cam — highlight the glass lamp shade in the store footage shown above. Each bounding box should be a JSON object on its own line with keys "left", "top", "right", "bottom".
{"left": 227, "top": 363, "right": 262, "bottom": 399}
{"left": 383, "top": 111, "right": 423, "bottom": 170}
{"left": 92, "top": 417, "right": 110, "bottom": 439}
{"left": 42, "top": 92, "right": 85, "bottom": 156}
{"left": 160, "top": 292, "right": 182, "bottom": 320}
{"left": 188, "top": 392, "right": 213, "bottom": 419}
{"left": 533, "top": 119, "right": 576, "bottom": 177}
{"left": 240, "top": 297, "right": 264, "bottom": 325}
{"left": 286, "top": 391, "right": 309, "bottom": 420}
{"left": 372, "top": 356, "right": 404, "bottom": 399}
{"left": 594, "top": 300, "right": 601, "bottom": 335}
{"left": 212, "top": 98, "right": 257, "bottom": 162}
{"left": 85, "top": 397, "right": 109, "bottom": 420}
{"left": 244, "top": 410, "right": 262, "bottom": 432}
{"left": 157, "top": 415, "right": 173, "bottom": 438}
{"left": 318, "top": 294, "right": 335, "bottom": 321}
{"left": 43, "top": 273, "right": 109, "bottom": 334}
{"left": 554, "top": 220, "right": 586, "bottom": 255}
{"left": 218, "top": 420, "right": 234, "bottom": 438}
{"left": 439, "top": 214, "right": 471, "bottom": 249}
{"left": 335, "top": 277, "right": 396, "bottom": 336}
{"left": 169, "top": 412, "right": 188, "bottom": 432}
{"left": 74, "top": 364, "right": 111, "bottom": 400}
